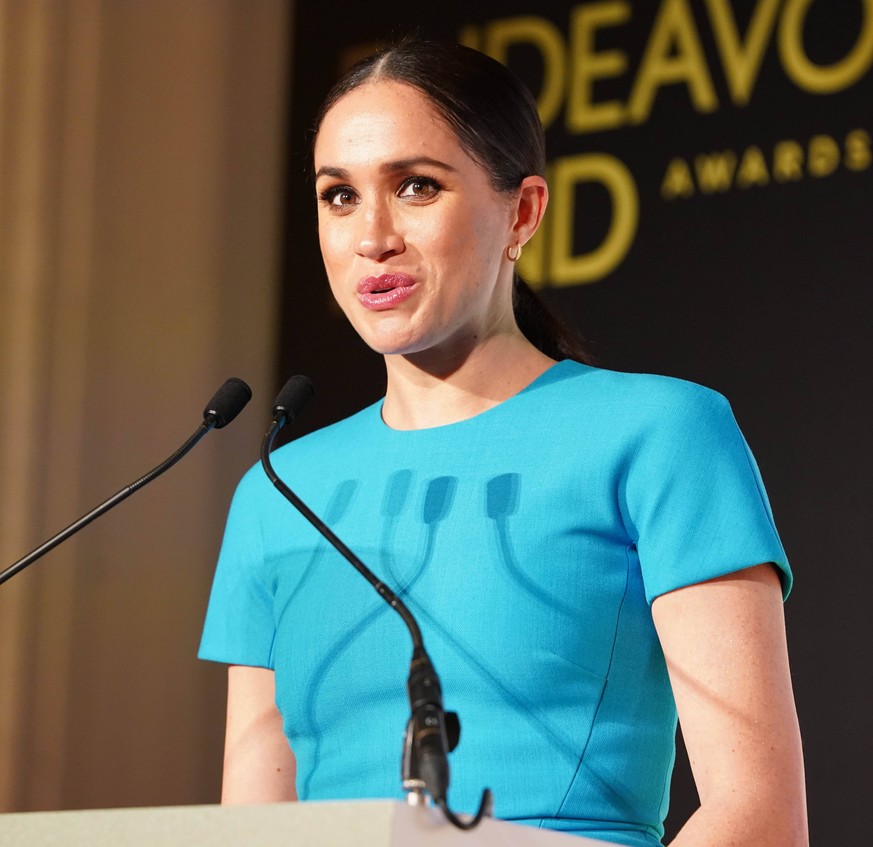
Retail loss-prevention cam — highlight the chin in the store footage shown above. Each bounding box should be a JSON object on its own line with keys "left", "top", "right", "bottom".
{"left": 354, "top": 322, "right": 425, "bottom": 357}
{"left": 365, "top": 340, "right": 423, "bottom": 358}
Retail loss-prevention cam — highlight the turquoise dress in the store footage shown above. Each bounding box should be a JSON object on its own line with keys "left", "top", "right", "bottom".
{"left": 199, "top": 360, "right": 790, "bottom": 845}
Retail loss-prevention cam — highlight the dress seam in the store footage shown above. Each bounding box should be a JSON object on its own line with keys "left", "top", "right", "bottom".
{"left": 554, "top": 546, "right": 632, "bottom": 818}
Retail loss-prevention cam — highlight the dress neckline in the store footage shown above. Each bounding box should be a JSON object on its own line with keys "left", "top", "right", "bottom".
{"left": 374, "top": 359, "right": 582, "bottom": 434}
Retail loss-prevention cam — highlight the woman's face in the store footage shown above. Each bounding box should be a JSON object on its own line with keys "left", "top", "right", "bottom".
{"left": 313, "top": 80, "right": 520, "bottom": 363}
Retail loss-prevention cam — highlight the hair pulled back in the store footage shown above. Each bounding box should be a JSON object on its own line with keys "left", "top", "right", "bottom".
{"left": 314, "top": 40, "right": 589, "bottom": 364}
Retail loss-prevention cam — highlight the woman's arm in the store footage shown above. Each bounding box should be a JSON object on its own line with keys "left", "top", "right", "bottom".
{"left": 652, "top": 563, "right": 808, "bottom": 846}
{"left": 221, "top": 665, "right": 297, "bottom": 804}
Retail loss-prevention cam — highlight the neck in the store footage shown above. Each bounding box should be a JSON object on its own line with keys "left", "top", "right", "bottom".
{"left": 380, "top": 332, "right": 556, "bottom": 430}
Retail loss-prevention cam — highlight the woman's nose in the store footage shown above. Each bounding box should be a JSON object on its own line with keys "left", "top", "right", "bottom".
{"left": 355, "top": 202, "right": 404, "bottom": 261}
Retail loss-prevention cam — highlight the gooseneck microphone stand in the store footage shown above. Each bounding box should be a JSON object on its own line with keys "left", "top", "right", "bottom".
{"left": 0, "top": 377, "right": 252, "bottom": 587}
{"left": 261, "top": 376, "right": 492, "bottom": 831}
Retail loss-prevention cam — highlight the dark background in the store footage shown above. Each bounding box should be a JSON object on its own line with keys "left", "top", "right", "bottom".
{"left": 281, "top": 3, "right": 872, "bottom": 842}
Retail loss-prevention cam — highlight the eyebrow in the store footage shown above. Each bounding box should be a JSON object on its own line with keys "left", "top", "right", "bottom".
{"left": 314, "top": 156, "right": 458, "bottom": 181}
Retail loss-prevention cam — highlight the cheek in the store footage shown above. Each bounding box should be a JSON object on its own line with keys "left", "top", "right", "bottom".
{"left": 316, "top": 229, "right": 348, "bottom": 309}
{"left": 317, "top": 223, "right": 347, "bottom": 279}
{"left": 411, "top": 214, "right": 473, "bottom": 269}
{"left": 446, "top": 203, "right": 506, "bottom": 263}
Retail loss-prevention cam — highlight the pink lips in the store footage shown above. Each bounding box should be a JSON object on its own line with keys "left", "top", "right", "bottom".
{"left": 356, "top": 273, "right": 417, "bottom": 310}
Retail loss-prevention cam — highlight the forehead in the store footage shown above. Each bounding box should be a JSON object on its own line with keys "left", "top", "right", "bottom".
{"left": 314, "top": 80, "right": 466, "bottom": 169}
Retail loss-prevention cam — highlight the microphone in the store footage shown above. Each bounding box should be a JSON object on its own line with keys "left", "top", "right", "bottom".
{"left": 271, "top": 374, "right": 314, "bottom": 427}
{"left": 260, "top": 376, "right": 491, "bottom": 829}
{"left": 0, "top": 377, "right": 252, "bottom": 586}
{"left": 204, "top": 377, "right": 254, "bottom": 428}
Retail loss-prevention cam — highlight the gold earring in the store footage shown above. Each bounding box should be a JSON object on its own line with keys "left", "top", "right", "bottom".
{"left": 507, "top": 244, "right": 522, "bottom": 262}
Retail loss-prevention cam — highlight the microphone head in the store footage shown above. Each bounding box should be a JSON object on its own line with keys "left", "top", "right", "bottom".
{"left": 273, "top": 375, "right": 314, "bottom": 423}
{"left": 203, "top": 378, "right": 252, "bottom": 428}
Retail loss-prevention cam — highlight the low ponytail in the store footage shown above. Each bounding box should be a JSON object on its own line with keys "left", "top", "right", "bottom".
{"left": 512, "top": 277, "right": 591, "bottom": 364}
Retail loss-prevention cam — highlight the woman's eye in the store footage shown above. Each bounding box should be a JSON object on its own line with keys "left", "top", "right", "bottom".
{"left": 398, "top": 177, "right": 441, "bottom": 200}
{"left": 319, "top": 186, "right": 358, "bottom": 209}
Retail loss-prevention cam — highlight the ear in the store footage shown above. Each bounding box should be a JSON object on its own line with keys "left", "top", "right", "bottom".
{"left": 510, "top": 175, "right": 549, "bottom": 247}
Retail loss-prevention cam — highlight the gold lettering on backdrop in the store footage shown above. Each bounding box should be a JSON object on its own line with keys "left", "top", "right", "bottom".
{"left": 808, "top": 134, "right": 841, "bottom": 177}
{"left": 526, "top": 153, "right": 638, "bottom": 286}
{"left": 457, "top": 24, "right": 480, "bottom": 50}
{"left": 478, "top": 17, "right": 567, "bottom": 129}
{"left": 773, "top": 140, "right": 806, "bottom": 181}
{"left": 779, "top": 0, "right": 873, "bottom": 93}
{"left": 457, "top": 6, "right": 871, "bottom": 285}
{"left": 628, "top": 0, "right": 719, "bottom": 124}
{"left": 467, "top": 1, "right": 872, "bottom": 134}
{"left": 736, "top": 146, "right": 771, "bottom": 188}
{"left": 662, "top": 130, "right": 870, "bottom": 198}
{"left": 695, "top": 151, "right": 738, "bottom": 193}
{"left": 845, "top": 128, "right": 872, "bottom": 170}
{"left": 661, "top": 158, "right": 697, "bottom": 199}
{"left": 705, "top": 0, "right": 782, "bottom": 105}
{"left": 566, "top": 2, "right": 632, "bottom": 133}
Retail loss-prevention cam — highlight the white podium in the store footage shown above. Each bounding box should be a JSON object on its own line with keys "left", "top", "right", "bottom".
{"left": 0, "top": 800, "right": 612, "bottom": 846}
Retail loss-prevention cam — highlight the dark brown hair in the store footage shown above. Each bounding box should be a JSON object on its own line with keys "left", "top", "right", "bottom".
{"left": 314, "top": 40, "right": 589, "bottom": 363}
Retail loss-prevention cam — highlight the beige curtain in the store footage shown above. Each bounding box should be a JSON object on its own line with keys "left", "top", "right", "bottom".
{"left": 0, "top": 0, "right": 290, "bottom": 811}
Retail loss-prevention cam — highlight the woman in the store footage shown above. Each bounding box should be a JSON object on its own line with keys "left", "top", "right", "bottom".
{"left": 200, "top": 41, "right": 807, "bottom": 845}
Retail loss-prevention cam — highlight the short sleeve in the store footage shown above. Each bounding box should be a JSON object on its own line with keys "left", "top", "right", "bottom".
{"left": 199, "top": 467, "right": 276, "bottom": 667}
{"left": 622, "top": 383, "right": 791, "bottom": 604}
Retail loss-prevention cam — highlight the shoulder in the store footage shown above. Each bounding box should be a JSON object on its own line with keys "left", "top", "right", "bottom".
{"left": 536, "top": 360, "right": 734, "bottom": 431}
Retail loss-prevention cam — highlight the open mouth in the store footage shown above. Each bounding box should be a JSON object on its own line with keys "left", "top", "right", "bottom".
{"left": 357, "top": 274, "right": 417, "bottom": 310}
{"left": 357, "top": 273, "right": 415, "bottom": 295}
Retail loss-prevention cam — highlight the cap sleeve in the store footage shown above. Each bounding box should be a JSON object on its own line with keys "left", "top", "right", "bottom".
{"left": 199, "top": 466, "right": 276, "bottom": 668}
{"left": 622, "top": 383, "right": 791, "bottom": 604}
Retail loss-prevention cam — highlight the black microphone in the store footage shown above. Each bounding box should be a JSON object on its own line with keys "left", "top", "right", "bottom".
{"left": 204, "top": 377, "right": 253, "bottom": 428}
{"left": 259, "top": 377, "right": 423, "bottom": 638}
{"left": 271, "top": 374, "right": 315, "bottom": 427}
{"left": 0, "top": 377, "right": 252, "bottom": 586}
{"left": 260, "top": 376, "right": 491, "bottom": 829}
